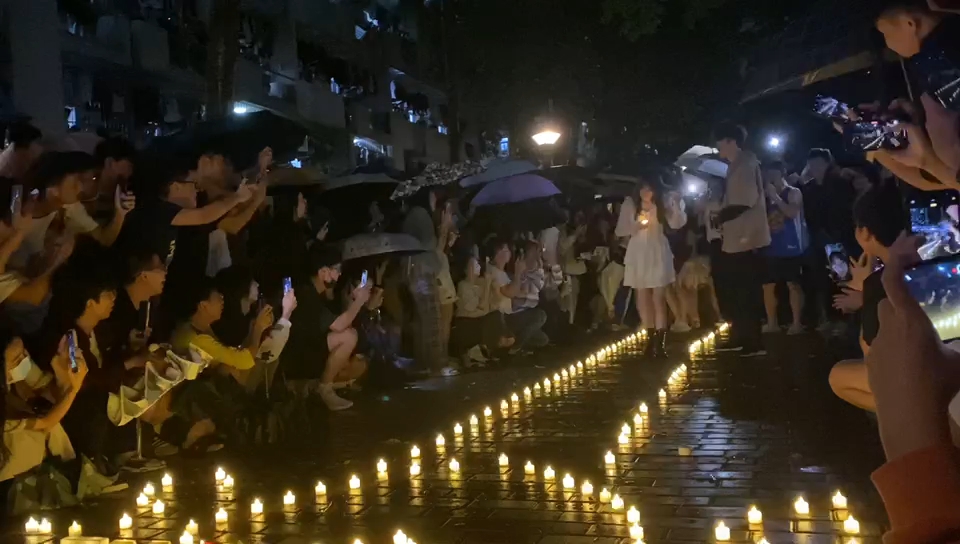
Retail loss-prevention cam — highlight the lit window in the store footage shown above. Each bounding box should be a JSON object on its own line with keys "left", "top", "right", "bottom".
{"left": 499, "top": 137, "right": 510, "bottom": 157}
{"left": 355, "top": 25, "right": 367, "bottom": 40}
{"left": 438, "top": 125, "right": 448, "bottom": 135}
{"left": 65, "top": 107, "right": 78, "bottom": 129}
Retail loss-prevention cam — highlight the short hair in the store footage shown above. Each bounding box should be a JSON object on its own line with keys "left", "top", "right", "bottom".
{"left": 123, "top": 250, "right": 161, "bottom": 286}
{"left": 185, "top": 277, "right": 219, "bottom": 317}
{"left": 94, "top": 137, "right": 136, "bottom": 167}
{"left": 307, "top": 244, "right": 342, "bottom": 274}
{"left": 7, "top": 122, "right": 41, "bottom": 150}
{"left": 26, "top": 151, "right": 97, "bottom": 194}
{"left": 713, "top": 122, "right": 747, "bottom": 147}
{"left": 764, "top": 160, "right": 786, "bottom": 173}
{"left": 853, "top": 184, "right": 907, "bottom": 247}
{"left": 807, "top": 148, "right": 834, "bottom": 164}
{"left": 214, "top": 265, "right": 255, "bottom": 302}
{"left": 874, "top": 0, "right": 933, "bottom": 20}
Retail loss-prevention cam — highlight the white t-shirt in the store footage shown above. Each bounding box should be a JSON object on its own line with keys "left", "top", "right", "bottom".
{"left": 487, "top": 264, "right": 513, "bottom": 314}
{"left": 540, "top": 227, "right": 560, "bottom": 267}
{"left": 9, "top": 203, "right": 98, "bottom": 270}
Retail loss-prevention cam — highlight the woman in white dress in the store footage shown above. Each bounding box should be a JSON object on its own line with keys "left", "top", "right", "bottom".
{"left": 615, "top": 179, "right": 686, "bottom": 357}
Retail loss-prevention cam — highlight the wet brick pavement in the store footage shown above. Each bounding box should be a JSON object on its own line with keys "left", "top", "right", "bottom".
{"left": 13, "top": 327, "right": 888, "bottom": 543}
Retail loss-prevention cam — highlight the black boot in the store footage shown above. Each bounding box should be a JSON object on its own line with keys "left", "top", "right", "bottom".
{"left": 643, "top": 329, "right": 657, "bottom": 358}
{"left": 654, "top": 329, "right": 668, "bottom": 359}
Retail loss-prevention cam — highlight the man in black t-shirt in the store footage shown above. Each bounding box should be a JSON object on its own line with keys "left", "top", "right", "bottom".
{"left": 828, "top": 185, "right": 906, "bottom": 412}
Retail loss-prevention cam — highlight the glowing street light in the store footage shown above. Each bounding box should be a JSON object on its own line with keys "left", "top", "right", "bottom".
{"left": 532, "top": 130, "right": 561, "bottom": 146}
{"left": 767, "top": 134, "right": 784, "bottom": 150}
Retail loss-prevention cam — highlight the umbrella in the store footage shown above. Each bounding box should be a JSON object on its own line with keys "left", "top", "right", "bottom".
{"left": 267, "top": 167, "right": 327, "bottom": 187}
{"left": 468, "top": 199, "right": 566, "bottom": 235}
{"left": 341, "top": 232, "right": 427, "bottom": 261}
{"left": 390, "top": 160, "right": 485, "bottom": 200}
{"left": 148, "top": 111, "right": 308, "bottom": 172}
{"left": 460, "top": 158, "right": 537, "bottom": 187}
{"left": 675, "top": 145, "right": 728, "bottom": 179}
{"left": 471, "top": 174, "right": 561, "bottom": 207}
{"left": 324, "top": 172, "right": 399, "bottom": 191}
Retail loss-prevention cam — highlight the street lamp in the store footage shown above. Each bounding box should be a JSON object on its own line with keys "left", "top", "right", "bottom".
{"left": 532, "top": 130, "right": 561, "bottom": 146}
{"left": 766, "top": 134, "right": 783, "bottom": 150}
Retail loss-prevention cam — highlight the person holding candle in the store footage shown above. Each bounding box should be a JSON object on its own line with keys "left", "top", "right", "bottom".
{"left": 615, "top": 176, "right": 687, "bottom": 358}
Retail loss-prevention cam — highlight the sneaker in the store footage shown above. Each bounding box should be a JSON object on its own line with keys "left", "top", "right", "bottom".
{"left": 151, "top": 437, "right": 179, "bottom": 457}
{"left": 762, "top": 323, "right": 780, "bottom": 334}
{"left": 318, "top": 384, "right": 353, "bottom": 411}
{"left": 740, "top": 348, "right": 768, "bottom": 358}
{"left": 439, "top": 366, "right": 460, "bottom": 377}
{"left": 786, "top": 323, "right": 804, "bottom": 336}
{"left": 671, "top": 322, "right": 691, "bottom": 333}
{"left": 466, "top": 345, "right": 488, "bottom": 363}
{"left": 121, "top": 457, "right": 166, "bottom": 473}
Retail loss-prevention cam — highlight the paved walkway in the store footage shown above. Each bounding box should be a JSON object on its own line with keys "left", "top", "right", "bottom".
{"left": 14, "top": 328, "right": 888, "bottom": 543}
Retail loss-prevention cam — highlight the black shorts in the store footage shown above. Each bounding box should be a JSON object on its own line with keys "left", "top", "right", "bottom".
{"left": 763, "top": 255, "right": 803, "bottom": 285}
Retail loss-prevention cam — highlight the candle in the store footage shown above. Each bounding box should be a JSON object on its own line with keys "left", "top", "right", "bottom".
{"left": 511, "top": 393, "right": 519, "bottom": 402}
{"left": 161, "top": 473, "right": 173, "bottom": 488}
{"left": 143, "top": 482, "right": 156, "bottom": 496}
{"left": 562, "top": 474, "right": 574, "bottom": 489}
{"left": 484, "top": 406, "right": 493, "bottom": 417}
{"left": 38, "top": 518, "right": 51, "bottom": 534}
{"left": 469, "top": 414, "right": 479, "bottom": 425}
{"left": 627, "top": 506, "right": 640, "bottom": 523}
{"left": 435, "top": 434, "right": 445, "bottom": 447}
{"left": 498, "top": 453, "right": 509, "bottom": 467}
{"left": 186, "top": 519, "right": 199, "bottom": 535}
{"left": 68, "top": 521, "right": 82, "bottom": 537}
{"left": 543, "top": 466, "right": 555, "bottom": 479}
{"left": 393, "top": 530, "right": 408, "bottom": 544}
{"left": 283, "top": 491, "right": 296, "bottom": 506}
{"left": 500, "top": 399, "right": 508, "bottom": 410}
{"left": 534, "top": 383, "right": 541, "bottom": 391}
{"left": 714, "top": 521, "right": 730, "bottom": 541}
{"left": 569, "top": 364, "right": 576, "bottom": 373}
{"left": 599, "top": 488, "right": 612, "bottom": 502}
{"left": 119, "top": 513, "right": 133, "bottom": 530}
{"left": 747, "top": 506, "right": 763, "bottom": 524}
{"left": 222, "top": 474, "right": 234, "bottom": 489}
{"left": 25, "top": 517, "right": 39, "bottom": 533}
{"left": 794, "top": 496, "right": 809, "bottom": 515}
{"left": 617, "top": 433, "right": 629, "bottom": 444}
{"left": 315, "top": 481, "right": 327, "bottom": 495}
{"left": 832, "top": 490, "right": 848, "bottom": 509}
{"left": 449, "top": 458, "right": 460, "bottom": 473}
{"left": 524, "top": 461, "right": 535, "bottom": 475}
{"left": 639, "top": 403, "right": 648, "bottom": 414}
{"left": 152, "top": 499, "right": 165, "bottom": 515}
{"left": 523, "top": 387, "right": 532, "bottom": 396}
{"left": 604, "top": 451, "right": 616, "bottom": 464}
{"left": 621, "top": 423, "right": 631, "bottom": 435}
{"left": 454, "top": 423, "right": 463, "bottom": 435}
{"left": 633, "top": 413, "right": 643, "bottom": 425}
{"left": 844, "top": 515, "right": 860, "bottom": 534}
{"left": 251, "top": 498, "right": 264, "bottom": 515}
{"left": 561, "top": 370, "right": 568, "bottom": 378}
{"left": 410, "top": 462, "right": 421, "bottom": 476}
{"left": 179, "top": 531, "right": 194, "bottom": 544}
{"left": 377, "top": 458, "right": 388, "bottom": 474}
{"left": 349, "top": 475, "right": 361, "bottom": 489}
{"left": 658, "top": 389, "right": 666, "bottom": 399}
{"left": 629, "top": 523, "right": 644, "bottom": 540}
{"left": 411, "top": 445, "right": 421, "bottom": 458}
{"left": 581, "top": 480, "right": 593, "bottom": 495}
{"left": 553, "top": 373, "right": 560, "bottom": 382}
{"left": 611, "top": 494, "right": 624, "bottom": 510}
{"left": 137, "top": 492, "right": 150, "bottom": 507}
{"left": 215, "top": 467, "right": 226, "bottom": 482}
{"left": 576, "top": 361, "right": 583, "bottom": 369}
{"left": 215, "top": 508, "right": 228, "bottom": 524}
{"left": 758, "top": 539, "right": 770, "bottom": 544}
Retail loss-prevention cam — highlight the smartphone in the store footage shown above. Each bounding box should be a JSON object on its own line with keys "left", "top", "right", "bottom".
{"left": 10, "top": 184, "right": 22, "bottom": 218}
{"left": 904, "top": 254, "right": 960, "bottom": 341}
{"left": 67, "top": 329, "right": 79, "bottom": 372}
{"left": 911, "top": 44, "right": 960, "bottom": 112}
{"left": 812, "top": 95, "right": 909, "bottom": 151}
{"left": 360, "top": 270, "right": 369, "bottom": 287}
{"left": 283, "top": 276, "right": 293, "bottom": 294}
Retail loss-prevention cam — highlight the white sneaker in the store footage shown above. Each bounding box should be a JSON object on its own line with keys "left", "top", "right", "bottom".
{"left": 671, "top": 322, "right": 691, "bottom": 333}
{"left": 318, "top": 384, "right": 353, "bottom": 411}
{"left": 465, "top": 345, "right": 488, "bottom": 363}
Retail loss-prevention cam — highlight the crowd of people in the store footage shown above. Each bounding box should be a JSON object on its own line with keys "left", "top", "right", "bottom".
{"left": 2, "top": 1, "right": 960, "bottom": 540}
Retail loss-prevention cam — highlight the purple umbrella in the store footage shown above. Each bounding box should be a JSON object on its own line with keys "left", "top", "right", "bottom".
{"left": 471, "top": 173, "right": 561, "bottom": 207}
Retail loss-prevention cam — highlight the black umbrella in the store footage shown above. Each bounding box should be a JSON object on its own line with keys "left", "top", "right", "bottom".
{"left": 467, "top": 197, "right": 566, "bottom": 236}
{"left": 148, "top": 111, "right": 307, "bottom": 172}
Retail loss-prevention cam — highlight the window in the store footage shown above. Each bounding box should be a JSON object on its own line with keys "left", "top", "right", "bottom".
{"left": 499, "top": 137, "right": 510, "bottom": 157}
{"left": 65, "top": 106, "right": 78, "bottom": 130}
{"left": 437, "top": 125, "right": 448, "bottom": 135}
{"left": 355, "top": 25, "right": 367, "bottom": 40}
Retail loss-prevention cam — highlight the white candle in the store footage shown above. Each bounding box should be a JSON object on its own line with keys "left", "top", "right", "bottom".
{"left": 581, "top": 480, "right": 593, "bottom": 495}
{"left": 215, "top": 467, "right": 226, "bottom": 482}
{"left": 119, "top": 513, "right": 133, "bottom": 530}
{"left": 161, "top": 473, "right": 173, "bottom": 488}
{"left": 605, "top": 451, "right": 616, "bottom": 464}
{"left": 411, "top": 445, "right": 421, "bottom": 458}
{"left": 627, "top": 506, "right": 640, "bottom": 523}
{"left": 510, "top": 393, "right": 519, "bottom": 402}
{"left": 629, "top": 523, "right": 644, "bottom": 540}
{"left": 251, "top": 498, "right": 264, "bottom": 515}
{"left": 449, "top": 458, "right": 460, "bottom": 473}
{"left": 599, "top": 488, "right": 612, "bottom": 502}
{"left": 137, "top": 493, "right": 150, "bottom": 507}
{"left": 617, "top": 433, "right": 629, "bottom": 444}
{"left": 553, "top": 373, "right": 560, "bottom": 382}
{"left": 747, "top": 506, "right": 762, "bottom": 524}
{"left": 621, "top": 423, "right": 631, "bottom": 435}
{"left": 714, "top": 521, "right": 730, "bottom": 541}
{"left": 576, "top": 361, "right": 583, "bottom": 369}
{"left": 435, "top": 434, "right": 445, "bottom": 447}
{"left": 222, "top": 474, "right": 234, "bottom": 489}
{"left": 68, "top": 521, "right": 82, "bottom": 537}
{"left": 561, "top": 370, "right": 568, "bottom": 378}
{"left": 143, "top": 482, "right": 156, "bottom": 497}
{"left": 562, "top": 474, "right": 574, "bottom": 489}
{"left": 500, "top": 399, "right": 508, "bottom": 410}
{"left": 498, "top": 453, "right": 509, "bottom": 467}
{"left": 393, "top": 530, "right": 408, "bottom": 544}
{"left": 469, "top": 414, "right": 479, "bottom": 425}
{"left": 611, "top": 494, "right": 624, "bottom": 510}
{"left": 283, "top": 491, "right": 296, "bottom": 506}
{"left": 832, "top": 491, "right": 848, "bottom": 509}
{"left": 186, "top": 519, "right": 199, "bottom": 535}
{"left": 377, "top": 458, "right": 388, "bottom": 474}
{"left": 639, "top": 403, "right": 648, "bottom": 414}
{"left": 534, "top": 383, "right": 541, "bottom": 391}
{"left": 179, "top": 530, "right": 194, "bottom": 544}
{"left": 454, "top": 423, "right": 463, "bottom": 435}
{"left": 524, "top": 461, "right": 535, "bottom": 475}
{"left": 794, "top": 496, "right": 809, "bottom": 515}
{"left": 315, "top": 481, "right": 327, "bottom": 495}
{"left": 569, "top": 364, "right": 576, "bottom": 373}
{"left": 543, "top": 466, "right": 555, "bottom": 479}
{"left": 523, "top": 387, "right": 532, "bottom": 396}
{"left": 633, "top": 413, "right": 643, "bottom": 425}
{"left": 658, "top": 389, "right": 666, "bottom": 399}
{"left": 38, "top": 518, "right": 51, "bottom": 534}
{"left": 349, "top": 475, "right": 361, "bottom": 489}
{"left": 844, "top": 515, "right": 860, "bottom": 534}
{"left": 152, "top": 499, "right": 165, "bottom": 515}
{"left": 24, "top": 517, "right": 39, "bottom": 534}
{"left": 215, "top": 508, "right": 228, "bottom": 524}
{"left": 484, "top": 406, "right": 492, "bottom": 417}
{"left": 410, "top": 462, "right": 421, "bottom": 476}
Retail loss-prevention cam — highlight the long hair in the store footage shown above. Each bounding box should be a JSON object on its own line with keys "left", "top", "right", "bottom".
{"left": 631, "top": 174, "right": 669, "bottom": 229}
{"left": 0, "top": 327, "right": 18, "bottom": 473}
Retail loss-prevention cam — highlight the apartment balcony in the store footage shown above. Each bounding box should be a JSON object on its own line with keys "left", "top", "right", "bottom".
{"left": 60, "top": 14, "right": 133, "bottom": 68}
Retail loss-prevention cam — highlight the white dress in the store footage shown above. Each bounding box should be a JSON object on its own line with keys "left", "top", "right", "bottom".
{"left": 615, "top": 196, "right": 686, "bottom": 289}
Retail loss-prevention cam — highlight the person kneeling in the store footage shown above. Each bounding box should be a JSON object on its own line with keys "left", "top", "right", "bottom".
{"left": 281, "top": 245, "right": 369, "bottom": 411}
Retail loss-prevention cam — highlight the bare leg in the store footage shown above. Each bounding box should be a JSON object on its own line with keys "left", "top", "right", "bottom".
{"left": 182, "top": 419, "right": 217, "bottom": 450}
{"left": 762, "top": 283, "right": 778, "bottom": 327}
{"left": 828, "top": 359, "right": 875, "bottom": 411}
{"left": 335, "top": 355, "right": 369, "bottom": 383}
{"left": 634, "top": 287, "right": 650, "bottom": 329}
{"left": 787, "top": 282, "right": 804, "bottom": 330}
{"left": 705, "top": 278, "right": 721, "bottom": 322}
{"left": 664, "top": 284, "right": 683, "bottom": 326}
{"left": 318, "top": 328, "right": 359, "bottom": 410}
{"left": 679, "top": 286, "right": 699, "bottom": 327}
{"left": 652, "top": 286, "right": 668, "bottom": 329}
